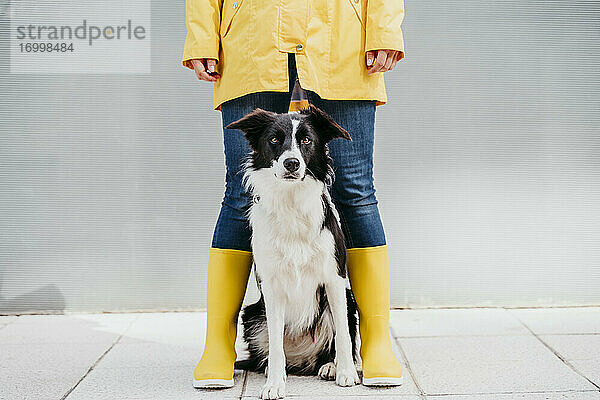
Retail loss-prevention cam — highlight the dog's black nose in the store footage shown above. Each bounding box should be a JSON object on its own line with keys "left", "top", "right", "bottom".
{"left": 283, "top": 157, "right": 300, "bottom": 172}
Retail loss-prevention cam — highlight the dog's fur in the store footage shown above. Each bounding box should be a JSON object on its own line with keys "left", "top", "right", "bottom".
{"left": 226, "top": 104, "right": 360, "bottom": 399}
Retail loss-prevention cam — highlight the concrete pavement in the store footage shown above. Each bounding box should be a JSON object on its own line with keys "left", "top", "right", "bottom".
{"left": 1, "top": 307, "right": 599, "bottom": 399}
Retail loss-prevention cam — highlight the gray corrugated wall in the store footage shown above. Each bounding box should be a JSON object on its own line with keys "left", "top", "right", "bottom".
{"left": 1, "top": 1, "right": 599, "bottom": 313}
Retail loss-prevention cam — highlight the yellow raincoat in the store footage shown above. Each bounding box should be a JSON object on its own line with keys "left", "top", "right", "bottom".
{"left": 182, "top": 0, "right": 405, "bottom": 111}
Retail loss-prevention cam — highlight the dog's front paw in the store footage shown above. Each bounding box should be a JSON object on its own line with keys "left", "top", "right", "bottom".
{"left": 260, "top": 379, "right": 286, "bottom": 399}
{"left": 318, "top": 361, "right": 336, "bottom": 380}
{"left": 335, "top": 365, "right": 360, "bottom": 387}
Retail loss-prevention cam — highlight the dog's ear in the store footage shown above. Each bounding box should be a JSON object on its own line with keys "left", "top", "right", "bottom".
{"left": 225, "top": 108, "right": 277, "bottom": 149}
{"left": 302, "top": 103, "right": 352, "bottom": 143}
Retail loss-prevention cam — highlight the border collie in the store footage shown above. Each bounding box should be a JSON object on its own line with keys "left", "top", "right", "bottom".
{"left": 225, "top": 104, "right": 360, "bottom": 399}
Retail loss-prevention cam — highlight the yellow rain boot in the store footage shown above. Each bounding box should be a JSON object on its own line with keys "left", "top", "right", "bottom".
{"left": 346, "top": 245, "right": 404, "bottom": 386}
{"left": 193, "top": 247, "right": 253, "bottom": 388}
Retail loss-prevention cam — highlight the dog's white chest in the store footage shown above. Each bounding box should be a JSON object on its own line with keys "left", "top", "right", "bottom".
{"left": 250, "top": 198, "right": 335, "bottom": 274}
{"left": 246, "top": 176, "right": 339, "bottom": 331}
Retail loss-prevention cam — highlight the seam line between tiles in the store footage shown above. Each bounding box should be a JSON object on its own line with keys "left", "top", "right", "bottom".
{"left": 538, "top": 332, "right": 600, "bottom": 336}
{"left": 393, "top": 332, "right": 427, "bottom": 400}
{"left": 239, "top": 370, "right": 249, "bottom": 399}
{"left": 60, "top": 314, "right": 141, "bottom": 400}
{"left": 510, "top": 312, "right": 600, "bottom": 391}
{"left": 391, "top": 306, "right": 600, "bottom": 311}
{"left": 393, "top": 333, "right": 534, "bottom": 339}
{"left": 427, "top": 389, "right": 600, "bottom": 397}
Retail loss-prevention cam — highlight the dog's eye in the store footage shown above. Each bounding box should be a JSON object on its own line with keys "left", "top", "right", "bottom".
{"left": 269, "top": 136, "right": 279, "bottom": 144}
{"left": 301, "top": 136, "right": 312, "bottom": 145}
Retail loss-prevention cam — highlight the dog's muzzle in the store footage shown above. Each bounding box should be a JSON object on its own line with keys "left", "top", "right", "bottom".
{"left": 282, "top": 157, "right": 302, "bottom": 180}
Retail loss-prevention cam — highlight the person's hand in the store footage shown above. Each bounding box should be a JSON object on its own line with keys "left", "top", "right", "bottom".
{"left": 365, "top": 50, "right": 402, "bottom": 74}
{"left": 190, "top": 58, "right": 221, "bottom": 82}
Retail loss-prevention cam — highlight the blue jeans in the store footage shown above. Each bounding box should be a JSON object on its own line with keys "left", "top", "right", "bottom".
{"left": 212, "top": 53, "right": 386, "bottom": 252}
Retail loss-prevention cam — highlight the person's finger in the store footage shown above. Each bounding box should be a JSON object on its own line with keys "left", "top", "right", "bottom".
{"left": 390, "top": 51, "right": 401, "bottom": 70}
{"left": 200, "top": 59, "right": 219, "bottom": 81}
{"left": 382, "top": 51, "right": 396, "bottom": 71}
{"left": 192, "top": 59, "right": 217, "bottom": 81}
{"left": 371, "top": 50, "right": 387, "bottom": 74}
{"left": 206, "top": 59, "right": 217, "bottom": 74}
{"left": 191, "top": 59, "right": 208, "bottom": 80}
{"left": 203, "top": 59, "right": 220, "bottom": 80}
{"left": 368, "top": 50, "right": 387, "bottom": 74}
{"left": 190, "top": 58, "right": 204, "bottom": 72}
{"left": 365, "top": 50, "right": 376, "bottom": 68}
{"left": 197, "top": 67, "right": 216, "bottom": 81}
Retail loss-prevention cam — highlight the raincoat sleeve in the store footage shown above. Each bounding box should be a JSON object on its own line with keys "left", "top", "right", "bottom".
{"left": 182, "top": 0, "right": 223, "bottom": 69}
{"left": 365, "top": 0, "right": 405, "bottom": 59}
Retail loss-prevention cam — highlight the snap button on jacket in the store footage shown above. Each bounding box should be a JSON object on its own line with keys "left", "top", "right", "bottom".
{"left": 183, "top": 0, "right": 405, "bottom": 111}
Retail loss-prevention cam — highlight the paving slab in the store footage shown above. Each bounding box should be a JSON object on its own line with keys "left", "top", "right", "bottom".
{"left": 399, "top": 335, "right": 597, "bottom": 395}
{"left": 0, "top": 367, "right": 90, "bottom": 400}
{"left": 570, "top": 359, "right": 600, "bottom": 388}
{"left": 65, "top": 365, "right": 245, "bottom": 400}
{"left": 0, "top": 342, "right": 110, "bottom": 372}
{"left": 426, "top": 391, "right": 600, "bottom": 399}
{"left": 0, "top": 342, "right": 111, "bottom": 400}
{"left": 119, "top": 311, "right": 208, "bottom": 345}
{"left": 0, "top": 315, "right": 18, "bottom": 327}
{"left": 119, "top": 311, "right": 250, "bottom": 360}
{"left": 0, "top": 313, "right": 137, "bottom": 344}
{"left": 540, "top": 335, "right": 600, "bottom": 361}
{"left": 94, "top": 341, "right": 201, "bottom": 369}
{"left": 510, "top": 308, "right": 600, "bottom": 335}
{"left": 390, "top": 309, "right": 528, "bottom": 338}
{"left": 398, "top": 335, "right": 558, "bottom": 363}
{"left": 410, "top": 357, "right": 596, "bottom": 395}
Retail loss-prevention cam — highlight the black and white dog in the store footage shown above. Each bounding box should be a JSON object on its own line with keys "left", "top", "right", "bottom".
{"left": 226, "top": 104, "right": 360, "bottom": 399}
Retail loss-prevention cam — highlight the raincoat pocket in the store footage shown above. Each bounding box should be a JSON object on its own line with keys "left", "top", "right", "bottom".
{"left": 347, "top": 0, "right": 366, "bottom": 31}
{"left": 220, "top": 0, "right": 245, "bottom": 39}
